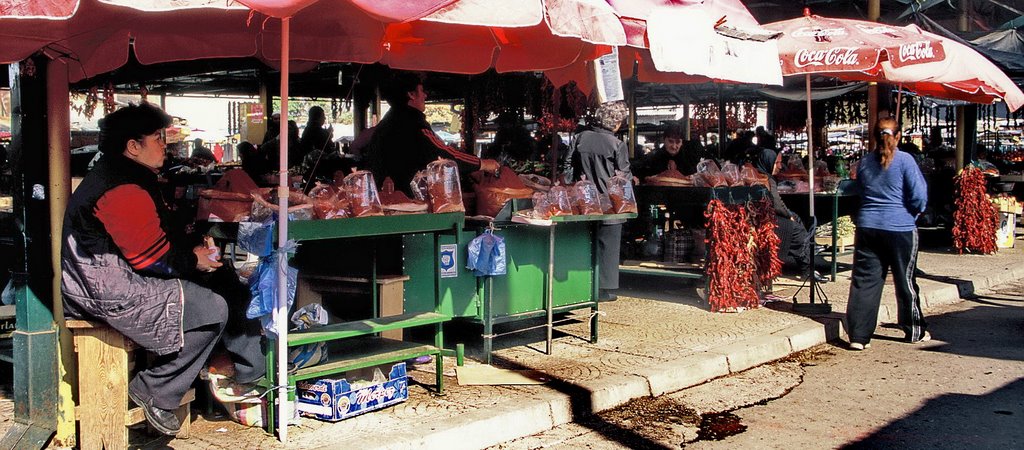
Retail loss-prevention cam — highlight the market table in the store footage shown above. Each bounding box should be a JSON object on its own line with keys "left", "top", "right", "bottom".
{"left": 263, "top": 212, "right": 463, "bottom": 435}
{"left": 780, "top": 180, "right": 860, "bottom": 280}
{"left": 401, "top": 208, "right": 635, "bottom": 364}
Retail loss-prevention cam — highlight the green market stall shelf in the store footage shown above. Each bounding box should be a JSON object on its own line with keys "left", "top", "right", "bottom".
{"left": 264, "top": 212, "right": 463, "bottom": 434}
{"left": 404, "top": 212, "right": 636, "bottom": 364}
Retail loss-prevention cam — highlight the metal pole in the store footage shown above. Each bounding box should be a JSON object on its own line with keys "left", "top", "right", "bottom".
{"left": 275, "top": 17, "right": 291, "bottom": 443}
{"left": 546, "top": 225, "right": 554, "bottom": 355}
{"left": 806, "top": 74, "right": 816, "bottom": 304}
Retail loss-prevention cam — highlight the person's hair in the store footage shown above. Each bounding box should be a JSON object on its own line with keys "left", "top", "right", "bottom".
{"left": 98, "top": 102, "right": 172, "bottom": 155}
{"left": 593, "top": 101, "right": 628, "bottom": 131}
{"left": 308, "top": 106, "right": 325, "bottom": 122}
{"left": 380, "top": 71, "right": 425, "bottom": 106}
{"left": 663, "top": 124, "right": 685, "bottom": 140}
{"left": 875, "top": 117, "right": 899, "bottom": 169}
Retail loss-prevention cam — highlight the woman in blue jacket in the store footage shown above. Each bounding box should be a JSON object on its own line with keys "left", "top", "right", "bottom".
{"left": 846, "top": 117, "right": 930, "bottom": 350}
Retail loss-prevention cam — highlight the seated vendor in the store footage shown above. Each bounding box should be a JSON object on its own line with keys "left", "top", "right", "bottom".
{"left": 61, "top": 103, "right": 265, "bottom": 436}
{"left": 365, "top": 71, "right": 498, "bottom": 195}
{"left": 748, "top": 150, "right": 828, "bottom": 283}
{"left": 631, "top": 124, "right": 701, "bottom": 178}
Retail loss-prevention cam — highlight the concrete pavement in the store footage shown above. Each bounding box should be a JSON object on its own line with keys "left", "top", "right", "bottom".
{"left": 123, "top": 236, "right": 1022, "bottom": 450}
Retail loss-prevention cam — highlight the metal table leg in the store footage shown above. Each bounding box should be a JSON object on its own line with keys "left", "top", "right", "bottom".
{"left": 546, "top": 225, "right": 555, "bottom": 355}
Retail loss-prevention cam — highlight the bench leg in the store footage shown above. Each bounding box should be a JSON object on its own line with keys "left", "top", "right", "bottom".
{"left": 75, "top": 328, "right": 130, "bottom": 450}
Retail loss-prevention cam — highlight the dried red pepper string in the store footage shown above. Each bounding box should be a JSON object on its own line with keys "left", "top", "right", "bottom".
{"left": 952, "top": 166, "right": 998, "bottom": 254}
{"left": 704, "top": 200, "right": 760, "bottom": 312}
{"left": 752, "top": 199, "right": 782, "bottom": 287}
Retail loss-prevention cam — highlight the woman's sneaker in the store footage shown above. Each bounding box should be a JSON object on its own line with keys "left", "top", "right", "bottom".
{"left": 909, "top": 331, "right": 931, "bottom": 343}
{"left": 849, "top": 342, "right": 871, "bottom": 351}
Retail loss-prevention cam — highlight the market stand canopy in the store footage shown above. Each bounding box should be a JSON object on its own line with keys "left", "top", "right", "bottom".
{"left": 545, "top": 0, "right": 784, "bottom": 93}
{"left": 0, "top": 0, "right": 624, "bottom": 81}
{"left": 764, "top": 13, "right": 1024, "bottom": 112}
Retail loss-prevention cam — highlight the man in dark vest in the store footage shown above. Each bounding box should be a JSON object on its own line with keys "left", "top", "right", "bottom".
{"left": 61, "top": 103, "right": 262, "bottom": 436}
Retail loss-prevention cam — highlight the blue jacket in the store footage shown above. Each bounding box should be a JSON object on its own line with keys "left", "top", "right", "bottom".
{"left": 854, "top": 150, "right": 928, "bottom": 232}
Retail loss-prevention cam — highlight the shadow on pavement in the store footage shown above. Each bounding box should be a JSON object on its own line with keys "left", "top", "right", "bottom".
{"left": 914, "top": 268, "right": 977, "bottom": 298}
{"left": 841, "top": 378, "right": 1024, "bottom": 449}
{"left": 488, "top": 353, "right": 676, "bottom": 450}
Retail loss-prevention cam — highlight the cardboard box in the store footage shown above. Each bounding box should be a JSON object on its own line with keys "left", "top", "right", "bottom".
{"left": 296, "top": 363, "right": 408, "bottom": 422}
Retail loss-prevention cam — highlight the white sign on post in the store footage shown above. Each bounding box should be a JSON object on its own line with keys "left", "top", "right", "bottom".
{"left": 439, "top": 244, "right": 458, "bottom": 278}
{"left": 594, "top": 47, "right": 624, "bottom": 103}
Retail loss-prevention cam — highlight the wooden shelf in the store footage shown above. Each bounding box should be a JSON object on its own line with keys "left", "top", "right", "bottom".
{"left": 288, "top": 312, "right": 449, "bottom": 346}
{"left": 290, "top": 337, "right": 440, "bottom": 383}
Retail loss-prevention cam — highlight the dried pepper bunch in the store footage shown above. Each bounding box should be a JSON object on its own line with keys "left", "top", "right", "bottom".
{"left": 751, "top": 199, "right": 782, "bottom": 288}
{"left": 704, "top": 199, "right": 759, "bottom": 312}
{"left": 952, "top": 166, "right": 998, "bottom": 254}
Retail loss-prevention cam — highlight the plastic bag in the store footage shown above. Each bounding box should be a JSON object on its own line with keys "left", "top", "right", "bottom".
{"left": 341, "top": 170, "right": 384, "bottom": 218}
{"left": 740, "top": 163, "right": 768, "bottom": 187}
{"left": 466, "top": 230, "right": 506, "bottom": 276}
{"left": 720, "top": 162, "right": 743, "bottom": 186}
{"left": 308, "top": 183, "right": 349, "bottom": 220}
{"left": 531, "top": 191, "right": 552, "bottom": 219}
{"left": 410, "top": 170, "right": 430, "bottom": 202}
{"left": 426, "top": 158, "right": 465, "bottom": 213}
{"left": 573, "top": 179, "right": 603, "bottom": 215}
{"left": 608, "top": 171, "right": 637, "bottom": 214}
{"left": 547, "top": 185, "right": 574, "bottom": 216}
{"left": 288, "top": 304, "right": 330, "bottom": 370}
{"left": 237, "top": 220, "right": 275, "bottom": 257}
{"left": 245, "top": 251, "right": 299, "bottom": 338}
{"left": 694, "top": 159, "right": 727, "bottom": 187}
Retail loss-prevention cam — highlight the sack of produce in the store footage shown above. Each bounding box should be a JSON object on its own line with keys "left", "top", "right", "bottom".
{"left": 341, "top": 170, "right": 384, "bottom": 218}
{"left": 470, "top": 166, "right": 534, "bottom": 217}
{"left": 410, "top": 170, "right": 430, "bottom": 202}
{"left": 608, "top": 171, "right": 637, "bottom": 214}
{"left": 740, "top": 163, "right": 769, "bottom": 187}
{"left": 645, "top": 160, "right": 692, "bottom": 187}
{"left": 519, "top": 173, "right": 552, "bottom": 192}
{"left": 547, "top": 185, "right": 574, "bottom": 216}
{"left": 307, "top": 183, "right": 349, "bottom": 220}
{"left": 572, "top": 179, "right": 604, "bottom": 215}
{"left": 426, "top": 158, "right": 465, "bottom": 213}
{"left": 250, "top": 187, "right": 314, "bottom": 221}
{"left": 532, "top": 191, "right": 552, "bottom": 219}
{"left": 694, "top": 159, "right": 728, "bottom": 187}
{"left": 720, "top": 162, "right": 743, "bottom": 186}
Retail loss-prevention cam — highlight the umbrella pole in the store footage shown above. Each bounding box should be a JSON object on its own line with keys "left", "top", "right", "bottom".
{"left": 276, "top": 17, "right": 291, "bottom": 443}
{"left": 794, "top": 74, "right": 830, "bottom": 314}
{"left": 806, "top": 74, "right": 815, "bottom": 305}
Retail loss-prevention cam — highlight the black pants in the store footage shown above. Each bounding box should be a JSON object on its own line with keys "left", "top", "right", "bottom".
{"left": 598, "top": 223, "right": 622, "bottom": 291}
{"left": 130, "top": 280, "right": 227, "bottom": 410}
{"left": 846, "top": 227, "right": 927, "bottom": 344}
{"left": 195, "top": 265, "right": 267, "bottom": 384}
{"left": 776, "top": 215, "right": 811, "bottom": 273}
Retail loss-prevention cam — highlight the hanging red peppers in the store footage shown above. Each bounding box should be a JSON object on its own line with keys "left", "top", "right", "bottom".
{"left": 952, "top": 166, "right": 999, "bottom": 254}
{"left": 704, "top": 199, "right": 759, "bottom": 312}
{"left": 751, "top": 199, "right": 782, "bottom": 288}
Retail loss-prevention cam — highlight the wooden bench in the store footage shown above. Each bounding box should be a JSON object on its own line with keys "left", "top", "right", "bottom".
{"left": 66, "top": 320, "right": 194, "bottom": 449}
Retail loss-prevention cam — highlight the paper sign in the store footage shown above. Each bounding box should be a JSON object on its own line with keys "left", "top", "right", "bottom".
{"left": 439, "top": 244, "right": 458, "bottom": 278}
{"left": 594, "top": 47, "right": 624, "bottom": 103}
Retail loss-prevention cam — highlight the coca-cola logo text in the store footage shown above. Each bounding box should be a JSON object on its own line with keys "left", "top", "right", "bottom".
{"left": 794, "top": 47, "right": 861, "bottom": 68}
{"left": 898, "top": 41, "right": 937, "bottom": 63}
{"left": 354, "top": 386, "right": 398, "bottom": 404}
{"left": 854, "top": 23, "right": 900, "bottom": 35}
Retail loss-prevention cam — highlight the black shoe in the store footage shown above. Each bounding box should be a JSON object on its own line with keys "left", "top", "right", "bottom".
{"left": 811, "top": 270, "right": 829, "bottom": 283}
{"left": 598, "top": 289, "right": 618, "bottom": 302}
{"left": 128, "top": 387, "right": 181, "bottom": 436}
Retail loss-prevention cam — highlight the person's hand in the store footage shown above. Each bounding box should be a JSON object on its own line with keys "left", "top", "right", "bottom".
{"left": 479, "top": 159, "right": 500, "bottom": 175}
{"left": 633, "top": 176, "right": 640, "bottom": 185}
{"left": 194, "top": 245, "right": 223, "bottom": 273}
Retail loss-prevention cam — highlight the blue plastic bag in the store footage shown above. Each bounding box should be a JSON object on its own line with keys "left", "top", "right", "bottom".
{"left": 245, "top": 251, "right": 299, "bottom": 338}
{"left": 238, "top": 220, "right": 274, "bottom": 257}
{"left": 466, "top": 230, "right": 506, "bottom": 276}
